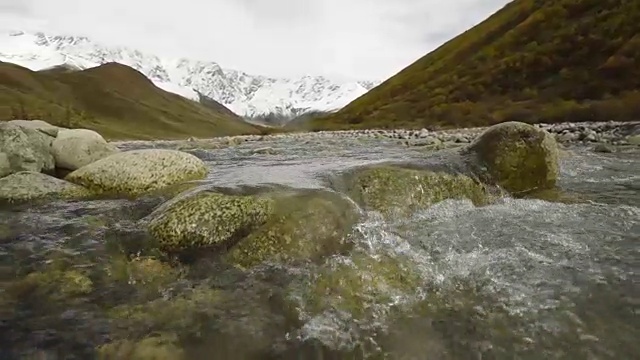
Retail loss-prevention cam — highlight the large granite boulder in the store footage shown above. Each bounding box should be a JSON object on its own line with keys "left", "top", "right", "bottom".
{"left": 52, "top": 128, "right": 119, "bottom": 170}
{"left": 0, "top": 122, "right": 55, "bottom": 175}
{"left": 0, "top": 171, "right": 92, "bottom": 204}
{"left": 65, "top": 149, "right": 207, "bottom": 197}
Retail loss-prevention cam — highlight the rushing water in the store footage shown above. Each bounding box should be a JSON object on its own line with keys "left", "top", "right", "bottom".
{"left": 0, "top": 136, "right": 638, "bottom": 359}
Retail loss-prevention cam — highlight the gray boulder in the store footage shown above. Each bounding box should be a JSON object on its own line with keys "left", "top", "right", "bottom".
{"left": 7, "top": 119, "right": 60, "bottom": 137}
{"left": 0, "top": 122, "right": 55, "bottom": 175}
{"left": 65, "top": 149, "right": 208, "bottom": 197}
{"left": 52, "top": 128, "right": 119, "bottom": 170}
{"left": 0, "top": 171, "right": 92, "bottom": 204}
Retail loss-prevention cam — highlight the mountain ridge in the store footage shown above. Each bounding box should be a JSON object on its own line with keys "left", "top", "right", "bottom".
{"left": 301, "top": 0, "right": 640, "bottom": 131}
{"left": 0, "top": 60, "right": 264, "bottom": 140}
{"left": 0, "top": 30, "right": 380, "bottom": 118}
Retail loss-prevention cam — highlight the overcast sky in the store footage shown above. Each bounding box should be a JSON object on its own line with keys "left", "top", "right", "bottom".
{"left": 0, "top": 0, "right": 510, "bottom": 81}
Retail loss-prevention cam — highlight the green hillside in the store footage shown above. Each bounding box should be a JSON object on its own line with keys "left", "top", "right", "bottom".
{"left": 0, "top": 61, "right": 265, "bottom": 140}
{"left": 301, "top": 0, "right": 640, "bottom": 131}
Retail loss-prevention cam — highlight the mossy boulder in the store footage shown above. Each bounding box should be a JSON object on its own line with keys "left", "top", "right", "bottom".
{"left": 146, "top": 191, "right": 274, "bottom": 254}
{"left": 52, "top": 128, "right": 120, "bottom": 170}
{"left": 225, "top": 190, "right": 360, "bottom": 269}
{"left": 0, "top": 122, "right": 55, "bottom": 175}
{"left": 65, "top": 149, "right": 207, "bottom": 197}
{"left": 0, "top": 171, "right": 93, "bottom": 204}
{"left": 338, "top": 166, "right": 491, "bottom": 217}
{"left": 462, "top": 121, "right": 559, "bottom": 194}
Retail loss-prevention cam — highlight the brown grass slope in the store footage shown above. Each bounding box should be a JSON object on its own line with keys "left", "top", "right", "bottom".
{"left": 0, "top": 61, "right": 265, "bottom": 140}
{"left": 302, "top": 0, "right": 640, "bottom": 131}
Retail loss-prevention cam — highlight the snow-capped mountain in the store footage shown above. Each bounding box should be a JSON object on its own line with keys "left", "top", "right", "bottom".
{"left": 0, "top": 30, "right": 380, "bottom": 117}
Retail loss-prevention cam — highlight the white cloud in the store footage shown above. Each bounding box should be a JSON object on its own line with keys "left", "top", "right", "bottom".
{"left": 0, "top": 0, "right": 510, "bottom": 80}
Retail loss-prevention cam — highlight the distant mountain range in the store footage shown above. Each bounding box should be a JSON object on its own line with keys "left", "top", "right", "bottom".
{"left": 0, "top": 30, "right": 380, "bottom": 118}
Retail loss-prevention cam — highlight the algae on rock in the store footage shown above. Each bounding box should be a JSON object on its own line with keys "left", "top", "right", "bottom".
{"left": 106, "top": 255, "right": 183, "bottom": 300}
{"left": 106, "top": 284, "right": 224, "bottom": 343}
{"left": 65, "top": 149, "right": 207, "bottom": 197}
{"left": 0, "top": 171, "right": 93, "bottom": 204}
{"left": 226, "top": 190, "right": 360, "bottom": 269}
{"left": 340, "top": 166, "right": 491, "bottom": 217}
{"left": 3, "top": 268, "right": 93, "bottom": 303}
{"left": 147, "top": 191, "right": 274, "bottom": 254}
{"left": 97, "top": 333, "right": 184, "bottom": 360}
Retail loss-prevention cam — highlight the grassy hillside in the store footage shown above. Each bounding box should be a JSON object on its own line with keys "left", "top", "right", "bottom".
{"left": 301, "top": 0, "right": 640, "bottom": 131}
{"left": 0, "top": 61, "right": 266, "bottom": 140}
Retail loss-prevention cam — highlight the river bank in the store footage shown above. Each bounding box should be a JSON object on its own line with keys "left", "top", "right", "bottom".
{"left": 114, "top": 121, "right": 640, "bottom": 150}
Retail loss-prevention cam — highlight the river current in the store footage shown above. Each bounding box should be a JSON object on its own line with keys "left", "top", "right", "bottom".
{"left": 0, "top": 135, "right": 638, "bottom": 359}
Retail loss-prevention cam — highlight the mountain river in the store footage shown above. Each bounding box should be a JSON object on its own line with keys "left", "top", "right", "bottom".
{"left": 0, "top": 135, "right": 638, "bottom": 359}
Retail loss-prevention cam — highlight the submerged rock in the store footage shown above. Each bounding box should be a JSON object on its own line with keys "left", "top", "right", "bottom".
{"left": 105, "top": 284, "right": 224, "bottom": 345}
{"left": 147, "top": 191, "right": 274, "bottom": 254}
{"left": 0, "top": 122, "right": 55, "bottom": 175}
{"left": 291, "top": 252, "right": 423, "bottom": 319}
{"left": 226, "top": 190, "right": 360, "bottom": 268}
{"left": 52, "top": 128, "right": 120, "bottom": 170}
{"left": 106, "top": 256, "right": 182, "bottom": 300}
{"left": 3, "top": 268, "right": 93, "bottom": 302}
{"left": 65, "top": 149, "right": 207, "bottom": 197}
{"left": 337, "top": 166, "right": 491, "bottom": 217}
{"left": 0, "top": 171, "right": 92, "bottom": 203}
{"left": 627, "top": 134, "right": 640, "bottom": 145}
{"left": 97, "top": 333, "right": 184, "bottom": 360}
{"left": 462, "top": 121, "right": 559, "bottom": 194}
{"left": 593, "top": 143, "right": 615, "bottom": 153}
